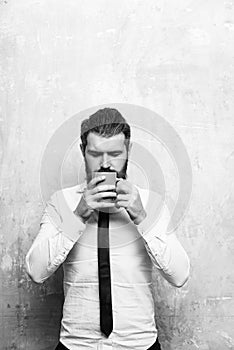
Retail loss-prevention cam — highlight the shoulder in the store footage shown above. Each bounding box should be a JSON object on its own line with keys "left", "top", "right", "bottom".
{"left": 135, "top": 185, "right": 171, "bottom": 234}
{"left": 135, "top": 184, "right": 167, "bottom": 227}
{"left": 135, "top": 185, "right": 163, "bottom": 208}
{"left": 49, "top": 184, "right": 84, "bottom": 212}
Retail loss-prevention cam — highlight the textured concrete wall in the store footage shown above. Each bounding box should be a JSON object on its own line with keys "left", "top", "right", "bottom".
{"left": 1, "top": 1, "right": 234, "bottom": 349}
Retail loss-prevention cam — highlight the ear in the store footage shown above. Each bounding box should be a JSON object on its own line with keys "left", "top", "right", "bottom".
{"left": 127, "top": 141, "right": 132, "bottom": 156}
{"left": 80, "top": 144, "right": 85, "bottom": 157}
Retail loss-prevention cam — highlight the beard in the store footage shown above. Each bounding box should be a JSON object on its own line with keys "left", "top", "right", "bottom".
{"left": 85, "top": 158, "right": 128, "bottom": 182}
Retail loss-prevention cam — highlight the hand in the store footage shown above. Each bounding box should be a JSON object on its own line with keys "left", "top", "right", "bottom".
{"left": 74, "top": 176, "right": 117, "bottom": 221}
{"left": 115, "top": 179, "right": 146, "bottom": 225}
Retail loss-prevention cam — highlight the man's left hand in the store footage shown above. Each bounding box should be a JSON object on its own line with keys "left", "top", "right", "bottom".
{"left": 115, "top": 179, "right": 146, "bottom": 225}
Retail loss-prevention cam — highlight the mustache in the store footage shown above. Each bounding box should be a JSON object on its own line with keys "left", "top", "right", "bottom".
{"left": 97, "top": 167, "right": 116, "bottom": 173}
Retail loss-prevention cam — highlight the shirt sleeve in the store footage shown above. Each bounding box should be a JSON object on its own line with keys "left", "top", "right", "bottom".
{"left": 136, "top": 192, "right": 190, "bottom": 288}
{"left": 25, "top": 190, "right": 86, "bottom": 284}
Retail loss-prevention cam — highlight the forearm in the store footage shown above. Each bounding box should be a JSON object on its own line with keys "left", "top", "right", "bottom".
{"left": 25, "top": 229, "right": 76, "bottom": 283}
{"left": 25, "top": 190, "right": 86, "bottom": 283}
{"left": 137, "top": 204, "right": 190, "bottom": 287}
{"left": 143, "top": 233, "right": 190, "bottom": 287}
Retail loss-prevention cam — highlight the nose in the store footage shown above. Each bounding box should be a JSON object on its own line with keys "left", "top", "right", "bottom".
{"left": 101, "top": 153, "right": 110, "bottom": 168}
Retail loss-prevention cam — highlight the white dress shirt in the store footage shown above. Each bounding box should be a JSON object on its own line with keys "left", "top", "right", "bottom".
{"left": 25, "top": 183, "right": 190, "bottom": 350}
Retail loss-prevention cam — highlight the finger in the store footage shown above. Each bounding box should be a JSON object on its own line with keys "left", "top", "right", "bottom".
{"left": 93, "top": 191, "right": 117, "bottom": 200}
{"left": 91, "top": 184, "right": 116, "bottom": 194}
{"left": 93, "top": 202, "right": 116, "bottom": 209}
{"left": 115, "top": 200, "right": 129, "bottom": 208}
{"left": 88, "top": 175, "right": 105, "bottom": 189}
{"left": 116, "top": 194, "right": 130, "bottom": 201}
{"left": 116, "top": 182, "right": 131, "bottom": 194}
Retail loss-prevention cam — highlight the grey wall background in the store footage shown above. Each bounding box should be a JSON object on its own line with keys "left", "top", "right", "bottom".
{"left": 1, "top": 1, "right": 234, "bottom": 349}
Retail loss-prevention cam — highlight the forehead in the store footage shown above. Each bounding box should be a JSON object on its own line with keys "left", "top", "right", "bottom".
{"left": 86, "top": 132, "right": 126, "bottom": 151}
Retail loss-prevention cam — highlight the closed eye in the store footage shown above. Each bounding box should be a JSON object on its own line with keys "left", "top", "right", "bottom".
{"left": 108, "top": 152, "right": 122, "bottom": 157}
{"left": 87, "top": 150, "right": 122, "bottom": 157}
{"left": 87, "top": 151, "right": 102, "bottom": 157}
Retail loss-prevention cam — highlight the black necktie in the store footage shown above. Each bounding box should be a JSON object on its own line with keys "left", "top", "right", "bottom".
{"left": 97, "top": 210, "right": 113, "bottom": 337}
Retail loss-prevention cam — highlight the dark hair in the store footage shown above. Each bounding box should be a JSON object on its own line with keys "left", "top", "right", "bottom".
{"left": 80, "top": 108, "right": 131, "bottom": 151}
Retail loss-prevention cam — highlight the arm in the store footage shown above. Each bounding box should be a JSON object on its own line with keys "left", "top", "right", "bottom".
{"left": 25, "top": 190, "right": 86, "bottom": 284}
{"left": 136, "top": 201, "right": 190, "bottom": 288}
{"left": 112, "top": 179, "right": 190, "bottom": 287}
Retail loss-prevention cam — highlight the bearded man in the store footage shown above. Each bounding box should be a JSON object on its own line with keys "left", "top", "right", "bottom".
{"left": 26, "top": 107, "right": 190, "bottom": 350}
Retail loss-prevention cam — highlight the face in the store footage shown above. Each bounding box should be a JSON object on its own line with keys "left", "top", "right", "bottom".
{"left": 81, "top": 132, "right": 131, "bottom": 183}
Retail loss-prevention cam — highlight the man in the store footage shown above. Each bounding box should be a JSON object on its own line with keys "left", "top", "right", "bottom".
{"left": 26, "top": 108, "right": 190, "bottom": 350}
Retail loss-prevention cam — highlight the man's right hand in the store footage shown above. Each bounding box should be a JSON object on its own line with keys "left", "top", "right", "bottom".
{"left": 73, "top": 176, "right": 117, "bottom": 221}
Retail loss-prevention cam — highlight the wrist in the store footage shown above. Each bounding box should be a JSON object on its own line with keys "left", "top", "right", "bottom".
{"left": 133, "top": 210, "right": 147, "bottom": 225}
{"left": 74, "top": 196, "right": 93, "bottom": 222}
{"left": 73, "top": 208, "right": 92, "bottom": 223}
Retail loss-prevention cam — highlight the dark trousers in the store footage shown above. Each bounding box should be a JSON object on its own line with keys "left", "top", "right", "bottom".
{"left": 55, "top": 337, "right": 161, "bottom": 350}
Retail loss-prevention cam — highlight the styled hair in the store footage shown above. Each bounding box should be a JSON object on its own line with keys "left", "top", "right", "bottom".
{"left": 80, "top": 108, "right": 131, "bottom": 151}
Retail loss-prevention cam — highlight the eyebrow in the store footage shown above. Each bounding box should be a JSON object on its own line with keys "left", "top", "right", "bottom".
{"left": 87, "top": 150, "right": 123, "bottom": 154}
